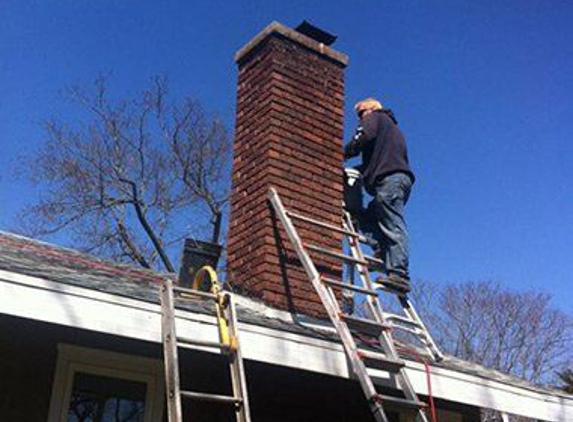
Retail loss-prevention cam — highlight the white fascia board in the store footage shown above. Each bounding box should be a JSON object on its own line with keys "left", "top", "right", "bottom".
{"left": 0, "top": 269, "right": 571, "bottom": 422}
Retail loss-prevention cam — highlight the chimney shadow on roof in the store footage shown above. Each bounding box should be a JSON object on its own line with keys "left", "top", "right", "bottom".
{"left": 270, "top": 205, "right": 299, "bottom": 320}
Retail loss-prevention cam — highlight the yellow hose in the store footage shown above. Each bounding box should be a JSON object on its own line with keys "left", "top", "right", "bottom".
{"left": 192, "top": 265, "right": 236, "bottom": 352}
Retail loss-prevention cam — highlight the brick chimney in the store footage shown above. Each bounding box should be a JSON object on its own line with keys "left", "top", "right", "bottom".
{"left": 227, "top": 22, "right": 348, "bottom": 316}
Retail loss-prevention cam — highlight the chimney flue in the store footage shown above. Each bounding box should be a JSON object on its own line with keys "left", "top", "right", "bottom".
{"left": 294, "top": 20, "right": 337, "bottom": 46}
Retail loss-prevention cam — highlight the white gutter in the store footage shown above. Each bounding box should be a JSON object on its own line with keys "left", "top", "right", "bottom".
{"left": 0, "top": 269, "right": 570, "bottom": 422}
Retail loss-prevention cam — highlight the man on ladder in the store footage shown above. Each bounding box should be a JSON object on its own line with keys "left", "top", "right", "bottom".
{"left": 267, "top": 96, "right": 440, "bottom": 422}
{"left": 344, "top": 97, "right": 415, "bottom": 292}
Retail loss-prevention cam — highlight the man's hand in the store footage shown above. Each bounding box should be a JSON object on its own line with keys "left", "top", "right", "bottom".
{"left": 344, "top": 127, "right": 365, "bottom": 159}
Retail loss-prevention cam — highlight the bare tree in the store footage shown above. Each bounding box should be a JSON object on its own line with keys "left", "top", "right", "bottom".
{"left": 19, "top": 76, "right": 231, "bottom": 271}
{"left": 411, "top": 280, "right": 572, "bottom": 385}
{"left": 409, "top": 280, "right": 572, "bottom": 421}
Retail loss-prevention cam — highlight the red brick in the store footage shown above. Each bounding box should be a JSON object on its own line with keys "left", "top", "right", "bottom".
{"left": 227, "top": 25, "right": 347, "bottom": 318}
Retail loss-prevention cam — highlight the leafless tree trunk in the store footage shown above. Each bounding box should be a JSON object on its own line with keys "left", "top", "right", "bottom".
{"left": 18, "top": 76, "right": 231, "bottom": 271}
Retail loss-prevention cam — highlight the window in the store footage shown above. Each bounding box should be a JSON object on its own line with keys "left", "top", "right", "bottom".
{"left": 48, "top": 344, "right": 164, "bottom": 422}
{"left": 67, "top": 373, "right": 146, "bottom": 421}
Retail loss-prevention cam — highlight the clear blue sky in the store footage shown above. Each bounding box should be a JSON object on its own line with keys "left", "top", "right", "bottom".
{"left": 1, "top": 1, "right": 571, "bottom": 313}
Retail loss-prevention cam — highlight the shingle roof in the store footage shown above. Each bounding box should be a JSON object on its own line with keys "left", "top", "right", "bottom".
{"left": 0, "top": 231, "right": 333, "bottom": 339}
{"left": 0, "top": 230, "right": 567, "bottom": 397}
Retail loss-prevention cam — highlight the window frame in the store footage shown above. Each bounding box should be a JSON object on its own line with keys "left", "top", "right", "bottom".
{"left": 47, "top": 344, "right": 164, "bottom": 422}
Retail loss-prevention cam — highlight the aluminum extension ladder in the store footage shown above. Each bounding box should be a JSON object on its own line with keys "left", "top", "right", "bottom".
{"left": 160, "top": 266, "right": 251, "bottom": 422}
{"left": 268, "top": 187, "right": 442, "bottom": 422}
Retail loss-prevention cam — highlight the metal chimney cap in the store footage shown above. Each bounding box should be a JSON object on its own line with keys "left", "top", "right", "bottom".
{"left": 295, "top": 20, "right": 337, "bottom": 46}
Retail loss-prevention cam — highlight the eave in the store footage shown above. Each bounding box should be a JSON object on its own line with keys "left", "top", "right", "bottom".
{"left": 0, "top": 268, "right": 570, "bottom": 422}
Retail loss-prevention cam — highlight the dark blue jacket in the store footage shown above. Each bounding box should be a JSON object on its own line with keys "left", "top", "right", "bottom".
{"left": 344, "top": 109, "right": 415, "bottom": 194}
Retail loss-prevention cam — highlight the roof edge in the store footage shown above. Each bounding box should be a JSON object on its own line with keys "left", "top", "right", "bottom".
{"left": 1, "top": 269, "right": 571, "bottom": 422}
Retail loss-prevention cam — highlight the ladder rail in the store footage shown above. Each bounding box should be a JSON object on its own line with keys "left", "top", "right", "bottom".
{"left": 161, "top": 275, "right": 252, "bottom": 422}
{"left": 399, "top": 296, "right": 444, "bottom": 361}
{"left": 267, "top": 188, "right": 383, "bottom": 409}
{"left": 161, "top": 278, "right": 184, "bottom": 422}
{"left": 226, "top": 291, "right": 252, "bottom": 422}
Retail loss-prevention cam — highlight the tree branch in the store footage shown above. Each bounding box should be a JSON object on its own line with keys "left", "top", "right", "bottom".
{"left": 119, "top": 177, "right": 175, "bottom": 272}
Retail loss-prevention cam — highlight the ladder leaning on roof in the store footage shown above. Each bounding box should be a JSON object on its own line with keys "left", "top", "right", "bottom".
{"left": 267, "top": 187, "right": 442, "bottom": 422}
{"left": 160, "top": 266, "right": 251, "bottom": 422}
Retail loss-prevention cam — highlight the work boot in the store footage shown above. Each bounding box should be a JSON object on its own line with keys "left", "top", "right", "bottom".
{"left": 375, "top": 272, "right": 411, "bottom": 294}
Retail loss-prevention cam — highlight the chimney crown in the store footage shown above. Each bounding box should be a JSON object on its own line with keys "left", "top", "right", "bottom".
{"left": 235, "top": 21, "right": 349, "bottom": 67}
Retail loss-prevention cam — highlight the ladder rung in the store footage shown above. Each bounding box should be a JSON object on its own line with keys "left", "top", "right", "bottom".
{"left": 372, "top": 394, "right": 427, "bottom": 409}
{"left": 357, "top": 349, "right": 405, "bottom": 372}
{"left": 286, "top": 210, "right": 365, "bottom": 240}
{"left": 176, "top": 336, "right": 230, "bottom": 350}
{"left": 340, "top": 314, "right": 390, "bottom": 337}
{"left": 391, "top": 324, "right": 429, "bottom": 339}
{"left": 384, "top": 314, "right": 423, "bottom": 329}
{"left": 306, "top": 244, "right": 367, "bottom": 265}
{"left": 181, "top": 390, "right": 242, "bottom": 405}
{"left": 364, "top": 254, "right": 385, "bottom": 266}
{"left": 322, "top": 277, "right": 378, "bottom": 296}
{"left": 173, "top": 286, "right": 217, "bottom": 301}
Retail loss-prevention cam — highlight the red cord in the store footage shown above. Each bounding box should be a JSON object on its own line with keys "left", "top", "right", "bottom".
{"left": 396, "top": 346, "right": 438, "bottom": 422}
{"left": 423, "top": 360, "right": 438, "bottom": 422}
